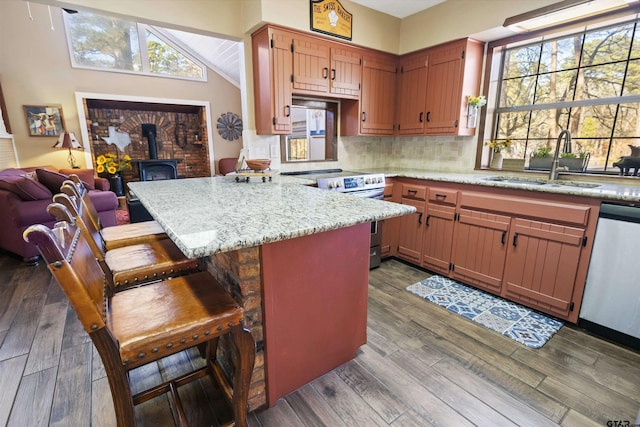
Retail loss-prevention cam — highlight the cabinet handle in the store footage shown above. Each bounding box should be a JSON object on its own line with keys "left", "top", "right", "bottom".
{"left": 362, "top": 112, "right": 366, "bottom": 122}
{"left": 512, "top": 232, "right": 519, "bottom": 246}
{"left": 331, "top": 69, "right": 336, "bottom": 80}
{"left": 418, "top": 212, "right": 423, "bottom": 225}
{"left": 435, "top": 193, "right": 447, "bottom": 199}
{"left": 285, "top": 105, "right": 291, "bottom": 117}
{"left": 426, "top": 214, "right": 431, "bottom": 227}
{"left": 323, "top": 67, "right": 329, "bottom": 79}
{"left": 407, "top": 189, "right": 417, "bottom": 194}
{"left": 419, "top": 112, "right": 424, "bottom": 123}
{"left": 501, "top": 231, "right": 506, "bottom": 245}
{"left": 426, "top": 112, "right": 431, "bottom": 122}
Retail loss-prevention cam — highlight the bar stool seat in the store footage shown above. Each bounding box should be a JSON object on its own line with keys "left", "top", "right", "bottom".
{"left": 63, "top": 176, "right": 167, "bottom": 250}
{"left": 24, "top": 219, "right": 256, "bottom": 426}
{"left": 50, "top": 195, "right": 199, "bottom": 291}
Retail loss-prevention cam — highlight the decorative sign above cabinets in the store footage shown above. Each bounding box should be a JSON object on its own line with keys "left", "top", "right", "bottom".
{"left": 310, "top": 0, "right": 352, "bottom": 40}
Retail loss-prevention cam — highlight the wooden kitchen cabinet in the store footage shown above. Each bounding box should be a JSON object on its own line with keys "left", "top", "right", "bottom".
{"left": 424, "top": 39, "right": 484, "bottom": 136}
{"left": 450, "top": 208, "right": 511, "bottom": 294}
{"left": 292, "top": 35, "right": 330, "bottom": 95}
{"left": 381, "top": 179, "right": 398, "bottom": 258}
{"left": 252, "top": 26, "right": 293, "bottom": 134}
{"left": 342, "top": 52, "right": 397, "bottom": 136}
{"left": 421, "top": 188, "right": 457, "bottom": 276}
{"left": 397, "top": 184, "right": 426, "bottom": 263}
{"left": 330, "top": 46, "right": 361, "bottom": 98}
{"left": 502, "top": 218, "right": 586, "bottom": 320}
{"left": 397, "top": 52, "right": 428, "bottom": 135}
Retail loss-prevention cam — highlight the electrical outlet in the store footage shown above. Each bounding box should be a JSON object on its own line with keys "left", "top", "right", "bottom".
{"left": 270, "top": 144, "right": 278, "bottom": 158}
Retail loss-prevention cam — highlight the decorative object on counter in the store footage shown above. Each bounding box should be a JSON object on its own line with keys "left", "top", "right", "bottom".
{"left": 217, "top": 112, "right": 243, "bottom": 141}
{"left": 466, "top": 95, "right": 486, "bottom": 129}
{"left": 245, "top": 159, "right": 271, "bottom": 172}
{"left": 612, "top": 144, "right": 640, "bottom": 176}
{"left": 407, "top": 275, "right": 563, "bottom": 348}
{"left": 24, "top": 105, "right": 65, "bottom": 136}
{"left": 96, "top": 153, "right": 132, "bottom": 197}
{"left": 486, "top": 138, "right": 511, "bottom": 169}
{"left": 52, "top": 131, "right": 83, "bottom": 169}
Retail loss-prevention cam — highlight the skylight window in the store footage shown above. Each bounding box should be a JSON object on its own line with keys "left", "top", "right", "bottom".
{"left": 64, "top": 11, "right": 206, "bottom": 81}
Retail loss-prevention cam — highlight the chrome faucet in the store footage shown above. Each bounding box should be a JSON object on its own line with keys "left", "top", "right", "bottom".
{"left": 549, "top": 129, "right": 571, "bottom": 180}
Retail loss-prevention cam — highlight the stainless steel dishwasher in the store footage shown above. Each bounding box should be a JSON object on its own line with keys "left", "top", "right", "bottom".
{"left": 579, "top": 202, "right": 640, "bottom": 350}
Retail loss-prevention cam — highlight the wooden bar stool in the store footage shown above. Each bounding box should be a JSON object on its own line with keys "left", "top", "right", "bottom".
{"left": 62, "top": 176, "right": 167, "bottom": 250}
{"left": 49, "top": 196, "right": 199, "bottom": 293}
{"left": 24, "top": 219, "right": 256, "bottom": 427}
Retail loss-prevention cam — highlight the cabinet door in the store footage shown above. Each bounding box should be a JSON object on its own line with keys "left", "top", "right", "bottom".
{"left": 292, "top": 36, "right": 330, "bottom": 94}
{"left": 360, "top": 53, "right": 397, "bottom": 135}
{"left": 252, "top": 27, "right": 293, "bottom": 134}
{"left": 503, "top": 218, "right": 585, "bottom": 319}
{"left": 270, "top": 31, "right": 294, "bottom": 133}
{"left": 381, "top": 181, "right": 398, "bottom": 258}
{"left": 397, "top": 198, "right": 425, "bottom": 263}
{"left": 424, "top": 41, "right": 465, "bottom": 134}
{"left": 422, "top": 203, "right": 455, "bottom": 276}
{"left": 397, "top": 53, "right": 428, "bottom": 135}
{"left": 330, "top": 47, "right": 361, "bottom": 99}
{"left": 451, "top": 209, "right": 510, "bottom": 293}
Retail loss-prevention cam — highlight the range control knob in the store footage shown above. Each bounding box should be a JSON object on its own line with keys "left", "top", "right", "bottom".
{"left": 328, "top": 181, "right": 335, "bottom": 189}
{"left": 365, "top": 178, "right": 371, "bottom": 184}
{"left": 336, "top": 180, "right": 342, "bottom": 187}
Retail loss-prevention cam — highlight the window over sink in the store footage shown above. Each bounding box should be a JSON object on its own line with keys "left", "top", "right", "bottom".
{"left": 484, "top": 13, "right": 640, "bottom": 176}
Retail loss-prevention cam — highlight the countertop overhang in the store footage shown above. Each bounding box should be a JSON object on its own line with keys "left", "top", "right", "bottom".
{"left": 128, "top": 176, "right": 415, "bottom": 258}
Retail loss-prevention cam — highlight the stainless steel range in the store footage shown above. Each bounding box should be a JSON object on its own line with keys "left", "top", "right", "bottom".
{"left": 317, "top": 172, "right": 386, "bottom": 268}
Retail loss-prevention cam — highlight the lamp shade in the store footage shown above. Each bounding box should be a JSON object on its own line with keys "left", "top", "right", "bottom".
{"left": 53, "top": 131, "right": 82, "bottom": 149}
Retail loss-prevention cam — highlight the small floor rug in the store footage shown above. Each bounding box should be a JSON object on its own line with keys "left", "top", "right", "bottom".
{"left": 406, "top": 275, "right": 563, "bottom": 348}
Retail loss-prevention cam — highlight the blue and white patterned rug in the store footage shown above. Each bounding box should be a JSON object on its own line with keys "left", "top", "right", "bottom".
{"left": 406, "top": 275, "right": 563, "bottom": 348}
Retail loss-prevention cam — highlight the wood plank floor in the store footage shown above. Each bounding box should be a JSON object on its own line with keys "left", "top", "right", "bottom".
{"left": 1, "top": 251, "right": 639, "bottom": 426}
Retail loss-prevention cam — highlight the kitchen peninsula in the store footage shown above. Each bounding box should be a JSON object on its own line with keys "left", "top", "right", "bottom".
{"left": 127, "top": 176, "right": 415, "bottom": 410}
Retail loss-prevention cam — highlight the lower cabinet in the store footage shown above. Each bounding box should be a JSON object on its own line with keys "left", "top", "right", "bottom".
{"left": 451, "top": 209, "right": 510, "bottom": 294}
{"left": 502, "top": 218, "right": 586, "bottom": 319}
{"left": 388, "top": 178, "right": 597, "bottom": 323}
{"left": 397, "top": 198, "right": 425, "bottom": 263}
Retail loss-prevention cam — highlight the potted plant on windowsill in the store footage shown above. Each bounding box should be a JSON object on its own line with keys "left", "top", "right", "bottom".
{"left": 528, "top": 146, "right": 590, "bottom": 172}
{"left": 485, "top": 138, "right": 512, "bottom": 169}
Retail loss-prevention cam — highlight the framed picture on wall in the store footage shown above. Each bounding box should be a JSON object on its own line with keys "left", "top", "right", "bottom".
{"left": 23, "top": 105, "right": 65, "bottom": 137}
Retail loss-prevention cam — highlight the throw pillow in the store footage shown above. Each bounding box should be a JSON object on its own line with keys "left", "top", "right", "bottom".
{"left": 0, "top": 174, "right": 53, "bottom": 201}
{"left": 58, "top": 168, "right": 96, "bottom": 189}
{"left": 35, "top": 168, "right": 71, "bottom": 194}
{"left": 36, "top": 168, "right": 94, "bottom": 193}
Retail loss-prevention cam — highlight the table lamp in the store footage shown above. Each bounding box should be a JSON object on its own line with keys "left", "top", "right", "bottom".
{"left": 53, "top": 131, "right": 83, "bottom": 168}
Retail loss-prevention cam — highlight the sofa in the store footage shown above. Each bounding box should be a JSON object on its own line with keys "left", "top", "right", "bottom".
{"left": 0, "top": 165, "right": 118, "bottom": 264}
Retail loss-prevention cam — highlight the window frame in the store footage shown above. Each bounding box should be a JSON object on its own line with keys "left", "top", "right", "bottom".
{"left": 478, "top": 6, "right": 640, "bottom": 175}
{"left": 63, "top": 12, "right": 207, "bottom": 82}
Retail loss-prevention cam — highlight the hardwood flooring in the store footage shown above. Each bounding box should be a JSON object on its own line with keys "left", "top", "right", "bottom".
{"left": 0, "top": 251, "right": 639, "bottom": 426}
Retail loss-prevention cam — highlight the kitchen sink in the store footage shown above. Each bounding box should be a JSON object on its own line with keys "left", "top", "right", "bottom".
{"left": 483, "top": 176, "right": 601, "bottom": 189}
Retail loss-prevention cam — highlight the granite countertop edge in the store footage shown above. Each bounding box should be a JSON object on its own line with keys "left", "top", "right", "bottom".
{"left": 351, "top": 168, "right": 640, "bottom": 203}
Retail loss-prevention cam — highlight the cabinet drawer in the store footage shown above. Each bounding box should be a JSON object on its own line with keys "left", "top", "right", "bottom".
{"left": 428, "top": 188, "right": 457, "bottom": 205}
{"left": 401, "top": 184, "right": 427, "bottom": 200}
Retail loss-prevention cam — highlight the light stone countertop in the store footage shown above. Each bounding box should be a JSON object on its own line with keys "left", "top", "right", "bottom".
{"left": 352, "top": 168, "right": 640, "bottom": 203}
{"left": 128, "top": 175, "right": 415, "bottom": 258}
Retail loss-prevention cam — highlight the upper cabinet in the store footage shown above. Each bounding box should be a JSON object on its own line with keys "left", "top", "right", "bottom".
{"left": 397, "top": 38, "right": 484, "bottom": 136}
{"left": 252, "top": 26, "right": 293, "bottom": 134}
{"left": 342, "top": 52, "right": 397, "bottom": 136}
{"left": 251, "top": 24, "right": 484, "bottom": 137}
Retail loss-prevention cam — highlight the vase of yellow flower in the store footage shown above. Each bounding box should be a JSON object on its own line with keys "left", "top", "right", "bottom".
{"left": 485, "top": 139, "right": 511, "bottom": 170}
{"left": 95, "top": 153, "right": 132, "bottom": 196}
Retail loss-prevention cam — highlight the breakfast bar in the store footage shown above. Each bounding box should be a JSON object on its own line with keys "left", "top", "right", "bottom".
{"left": 127, "top": 176, "right": 415, "bottom": 410}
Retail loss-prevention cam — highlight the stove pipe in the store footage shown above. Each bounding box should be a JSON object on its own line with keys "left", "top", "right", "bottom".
{"left": 141, "top": 124, "right": 158, "bottom": 159}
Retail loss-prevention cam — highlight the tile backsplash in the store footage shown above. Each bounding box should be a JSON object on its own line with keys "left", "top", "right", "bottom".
{"left": 241, "top": 131, "right": 478, "bottom": 173}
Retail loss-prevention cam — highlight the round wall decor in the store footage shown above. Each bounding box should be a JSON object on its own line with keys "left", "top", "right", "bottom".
{"left": 217, "top": 112, "right": 243, "bottom": 141}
